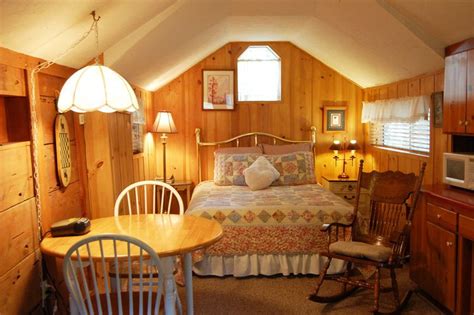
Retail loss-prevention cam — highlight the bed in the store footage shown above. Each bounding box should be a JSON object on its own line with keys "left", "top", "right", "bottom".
{"left": 187, "top": 127, "right": 354, "bottom": 277}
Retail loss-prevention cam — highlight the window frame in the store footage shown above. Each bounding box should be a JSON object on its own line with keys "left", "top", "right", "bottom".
{"left": 236, "top": 45, "right": 283, "bottom": 104}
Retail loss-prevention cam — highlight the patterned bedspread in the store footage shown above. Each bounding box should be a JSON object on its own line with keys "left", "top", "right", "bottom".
{"left": 187, "top": 181, "right": 354, "bottom": 256}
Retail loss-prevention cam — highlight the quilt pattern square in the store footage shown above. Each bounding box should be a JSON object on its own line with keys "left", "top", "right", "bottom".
{"left": 266, "top": 152, "right": 316, "bottom": 185}
{"left": 214, "top": 153, "right": 261, "bottom": 185}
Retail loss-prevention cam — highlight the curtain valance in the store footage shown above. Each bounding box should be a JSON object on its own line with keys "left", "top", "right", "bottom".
{"left": 361, "top": 95, "right": 430, "bottom": 124}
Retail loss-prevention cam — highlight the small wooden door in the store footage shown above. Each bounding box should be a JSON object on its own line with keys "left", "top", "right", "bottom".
{"left": 426, "top": 221, "right": 456, "bottom": 312}
{"left": 466, "top": 50, "right": 474, "bottom": 134}
{"left": 444, "top": 52, "right": 467, "bottom": 133}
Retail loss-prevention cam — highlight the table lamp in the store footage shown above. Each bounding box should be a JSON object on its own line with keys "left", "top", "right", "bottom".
{"left": 330, "top": 139, "right": 360, "bottom": 179}
{"left": 153, "top": 111, "right": 177, "bottom": 183}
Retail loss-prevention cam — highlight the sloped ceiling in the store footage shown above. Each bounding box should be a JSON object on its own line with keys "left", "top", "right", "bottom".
{"left": 1, "top": 0, "right": 473, "bottom": 90}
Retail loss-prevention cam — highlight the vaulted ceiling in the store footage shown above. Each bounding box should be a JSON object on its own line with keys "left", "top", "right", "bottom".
{"left": 1, "top": 0, "right": 473, "bottom": 90}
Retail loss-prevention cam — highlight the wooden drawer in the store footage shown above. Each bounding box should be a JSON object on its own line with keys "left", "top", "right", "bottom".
{"left": 426, "top": 202, "right": 457, "bottom": 232}
{"left": 0, "top": 251, "right": 41, "bottom": 315}
{"left": 0, "top": 198, "right": 37, "bottom": 276}
{"left": 328, "top": 181, "right": 357, "bottom": 193}
{"left": 0, "top": 142, "right": 33, "bottom": 212}
{"left": 0, "top": 64, "right": 26, "bottom": 97}
{"left": 459, "top": 215, "right": 474, "bottom": 240}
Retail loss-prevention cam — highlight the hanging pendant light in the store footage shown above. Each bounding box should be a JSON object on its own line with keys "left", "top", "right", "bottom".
{"left": 57, "top": 11, "right": 138, "bottom": 113}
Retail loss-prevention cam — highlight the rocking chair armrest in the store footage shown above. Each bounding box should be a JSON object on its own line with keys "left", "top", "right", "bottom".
{"left": 320, "top": 221, "right": 353, "bottom": 232}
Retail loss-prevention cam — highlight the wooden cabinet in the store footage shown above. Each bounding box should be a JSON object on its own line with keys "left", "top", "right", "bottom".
{"left": 0, "top": 142, "right": 41, "bottom": 314}
{"left": 411, "top": 185, "right": 474, "bottom": 314}
{"left": 425, "top": 221, "right": 456, "bottom": 311}
{"left": 0, "top": 64, "right": 26, "bottom": 97}
{"left": 443, "top": 40, "right": 474, "bottom": 134}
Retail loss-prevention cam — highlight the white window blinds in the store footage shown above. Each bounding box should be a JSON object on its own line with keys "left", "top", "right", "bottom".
{"left": 370, "top": 117, "right": 430, "bottom": 153}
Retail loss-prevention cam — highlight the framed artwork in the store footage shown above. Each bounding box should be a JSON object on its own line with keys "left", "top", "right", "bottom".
{"left": 432, "top": 91, "right": 443, "bottom": 128}
{"left": 323, "top": 105, "right": 347, "bottom": 133}
{"left": 202, "top": 70, "right": 234, "bottom": 110}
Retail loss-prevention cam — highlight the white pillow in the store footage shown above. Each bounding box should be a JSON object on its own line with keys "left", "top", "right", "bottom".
{"left": 243, "top": 156, "right": 280, "bottom": 191}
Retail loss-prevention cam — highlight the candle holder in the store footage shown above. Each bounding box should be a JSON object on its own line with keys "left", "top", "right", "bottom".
{"left": 329, "top": 138, "right": 360, "bottom": 179}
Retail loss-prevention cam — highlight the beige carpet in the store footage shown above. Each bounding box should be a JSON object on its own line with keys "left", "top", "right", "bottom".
{"left": 177, "top": 267, "right": 443, "bottom": 314}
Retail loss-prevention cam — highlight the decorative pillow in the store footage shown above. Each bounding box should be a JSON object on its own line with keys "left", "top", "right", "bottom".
{"left": 261, "top": 143, "right": 313, "bottom": 155}
{"left": 265, "top": 151, "right": 316, "bottom": 185}
{"left": 243, "top": 156, "right": 280, "bottom": 191}
{"left": 215, "top": 146, "right": 262, "bottom": 154}
{"left": 214, "top": 153, "right": 261, "bottom": 186}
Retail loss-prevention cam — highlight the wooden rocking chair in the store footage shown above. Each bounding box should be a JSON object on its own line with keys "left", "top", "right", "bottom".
{"left": 308, "top": 159, "right": 426, "bottom": 314}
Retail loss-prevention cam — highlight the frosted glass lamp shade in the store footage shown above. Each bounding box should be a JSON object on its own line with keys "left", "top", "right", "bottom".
{"left": 153, "top": 111, "right": 177, "bottom": 134}
{"left": 57, "top": 65, "right": 139, "bottom": 113}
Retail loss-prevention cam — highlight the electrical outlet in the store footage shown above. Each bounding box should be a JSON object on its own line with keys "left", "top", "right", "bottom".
{"left": 79, "top": 114, "right": 85, "bottom": 125}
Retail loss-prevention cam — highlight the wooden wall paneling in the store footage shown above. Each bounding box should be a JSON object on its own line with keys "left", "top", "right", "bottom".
{"left": 388, "top": 85, "right": 397, "bottom": 99}
{"left": 378, "top": 86, "right": 388, "bottom": 100}
{"left": 408, "top": 79, "right": 421, "bottom": 96}
{"left": 435, "top": 71, "right": 444, "bottom": 92}
{"left": 83, "top": 112, "right": 115, "bottom": 219}
{"left": 397, "top": 81, "right": 409, "bottom": 97}
{"left": 0, "top": 251, "right": 41, "bottom": 315}
{"left": 420, "top": 75, "right": 435, "bottom": 95}
{"left": 152, "top": 42, "right": 364, "bottom": 184}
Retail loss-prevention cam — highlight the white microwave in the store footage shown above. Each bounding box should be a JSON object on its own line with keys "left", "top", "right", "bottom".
{"left": 443, "top": 152, "right": 474, "bottom": 190}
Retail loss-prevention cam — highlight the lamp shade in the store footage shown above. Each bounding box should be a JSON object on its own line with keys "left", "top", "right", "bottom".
{"left": 329, "top": 140, "right": 342, "bottom": 151}
{"left": 153, "top": 111, "right": 177, "bottom": 134}
{"left": 57, "top": 65, "right": 139, "bottom": 113}
{"left": 347, "top": 140, "right": 360, "bottom": 151}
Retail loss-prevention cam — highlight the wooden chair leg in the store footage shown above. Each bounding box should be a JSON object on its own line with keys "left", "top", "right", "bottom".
{"left": 373, "top": 268, "right": 380, "bottom": 313}
{"left": 390, "top": 268, "right": 401, "bottom": 308}
{"left": 309, "top": 257, "right": 332, "bottom": 298}
{"left": 343, "top": 262, "right": 352, "bottom": 292}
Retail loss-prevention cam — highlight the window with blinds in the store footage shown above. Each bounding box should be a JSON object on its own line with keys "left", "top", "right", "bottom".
{"left": 369, "top": 118, "right": 430, "bottom": 153}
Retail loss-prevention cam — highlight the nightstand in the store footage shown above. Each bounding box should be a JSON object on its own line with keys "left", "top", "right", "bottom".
{"left": 321, "top": 176, "right": 371, "bottom": 234}
{"left": 321, "top": 176, "right": 359, "bottom": 205}
{"left": 153, "top": 179, "right": 193, "bottom": 207}
{"left": 170, "top": 181, "right": 193, "bottom": 205}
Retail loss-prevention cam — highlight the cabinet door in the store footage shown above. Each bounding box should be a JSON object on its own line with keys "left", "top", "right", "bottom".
{"left": 444, "top": 52, "right": 467, "bottom": 133}
{"left": 466, "top": 50, "right": 474, "bottom": 133}
{"left": 426, "top": 221, "right": 456, "bottom": 312}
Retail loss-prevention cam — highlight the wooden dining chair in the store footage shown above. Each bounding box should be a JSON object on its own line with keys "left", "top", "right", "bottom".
{"left": 308, "top": 160, "right": 426, "bottom": 314}
{"left": 63, "top": 234, "right": 166, "bottom": 315}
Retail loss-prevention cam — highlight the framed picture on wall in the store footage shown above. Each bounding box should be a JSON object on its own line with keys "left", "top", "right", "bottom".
{"left": 432, "top": 91, "right": 443, "bottom": 128}
{"left": 202, "top": 70, "right": 235, "bottom": 110}
{"left": 323, "top": 105, "right": 347, "bottom": 133}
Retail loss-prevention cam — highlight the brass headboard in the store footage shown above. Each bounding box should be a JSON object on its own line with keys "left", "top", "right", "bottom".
{"left": 195, "top": 126, "right": 317, "bottom": 182}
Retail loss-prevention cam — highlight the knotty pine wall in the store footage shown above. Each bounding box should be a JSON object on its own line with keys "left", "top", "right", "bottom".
{"left": 363, "top": 69, "right": 447, "bottom": 185}
{"left": 152, "top": 42, "right": 364, "bottom": 184}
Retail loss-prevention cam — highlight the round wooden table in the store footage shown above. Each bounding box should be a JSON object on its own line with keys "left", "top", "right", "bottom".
{"left": 41, "top": 214, "right": 223, "bottom": 315}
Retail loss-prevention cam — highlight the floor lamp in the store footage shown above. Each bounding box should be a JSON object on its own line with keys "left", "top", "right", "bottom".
{"left": 153, "top": 111, "right": 177, "bottom": 183}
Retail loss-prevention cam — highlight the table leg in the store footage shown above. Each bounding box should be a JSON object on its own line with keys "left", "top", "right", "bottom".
{"left": 184, "top": 253, "right": 194, "bottom": 315}
{"left": 162, "top": 257, "right": 177, "bottom": 315}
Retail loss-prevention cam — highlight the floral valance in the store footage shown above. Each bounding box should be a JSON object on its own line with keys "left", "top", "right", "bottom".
{"left": 361, "top": 95, "right": 430, "bottom": 124}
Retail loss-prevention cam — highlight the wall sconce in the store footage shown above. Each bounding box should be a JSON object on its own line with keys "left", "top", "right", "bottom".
{"left": 330, "top": 138, "right": 360, "bottom": 179}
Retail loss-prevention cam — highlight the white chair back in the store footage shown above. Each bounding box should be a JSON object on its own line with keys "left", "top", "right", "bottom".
{"left": 63, "top": 234, "right": 164, "bottom": 315}
{"left": 114, "top": 180, "right": 184, "bottom": 216}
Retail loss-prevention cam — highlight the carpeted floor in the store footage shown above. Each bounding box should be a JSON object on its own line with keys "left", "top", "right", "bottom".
{"left": 177, "top": 267, "right": 443, "bottom": 314}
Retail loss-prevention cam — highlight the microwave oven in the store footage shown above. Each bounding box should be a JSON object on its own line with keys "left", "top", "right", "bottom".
{"left": 443, "top": 152, "right": 474, "bottom": 190}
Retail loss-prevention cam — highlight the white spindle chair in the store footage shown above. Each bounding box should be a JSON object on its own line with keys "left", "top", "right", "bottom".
{"left": 63, "top": 234, "right": 166, "bottom": 315}
{"left": 114, "top": 180, "right": 184, "bottom": 216}
{"left": 113, "top": 180, "right": 186, "bottom": 314}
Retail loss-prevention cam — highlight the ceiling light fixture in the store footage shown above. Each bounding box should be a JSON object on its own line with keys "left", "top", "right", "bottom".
{"left": 57, "top": 11, "right": 138, "bottom": 113}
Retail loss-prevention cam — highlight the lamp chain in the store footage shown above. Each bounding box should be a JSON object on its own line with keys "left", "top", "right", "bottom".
{"left": 28, "top": 12, "right": 99, "bottom": 309}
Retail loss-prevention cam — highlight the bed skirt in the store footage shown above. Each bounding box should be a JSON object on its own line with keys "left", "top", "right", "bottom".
{"left": 193, "top": 253, "right": 346, "bottom": 277}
